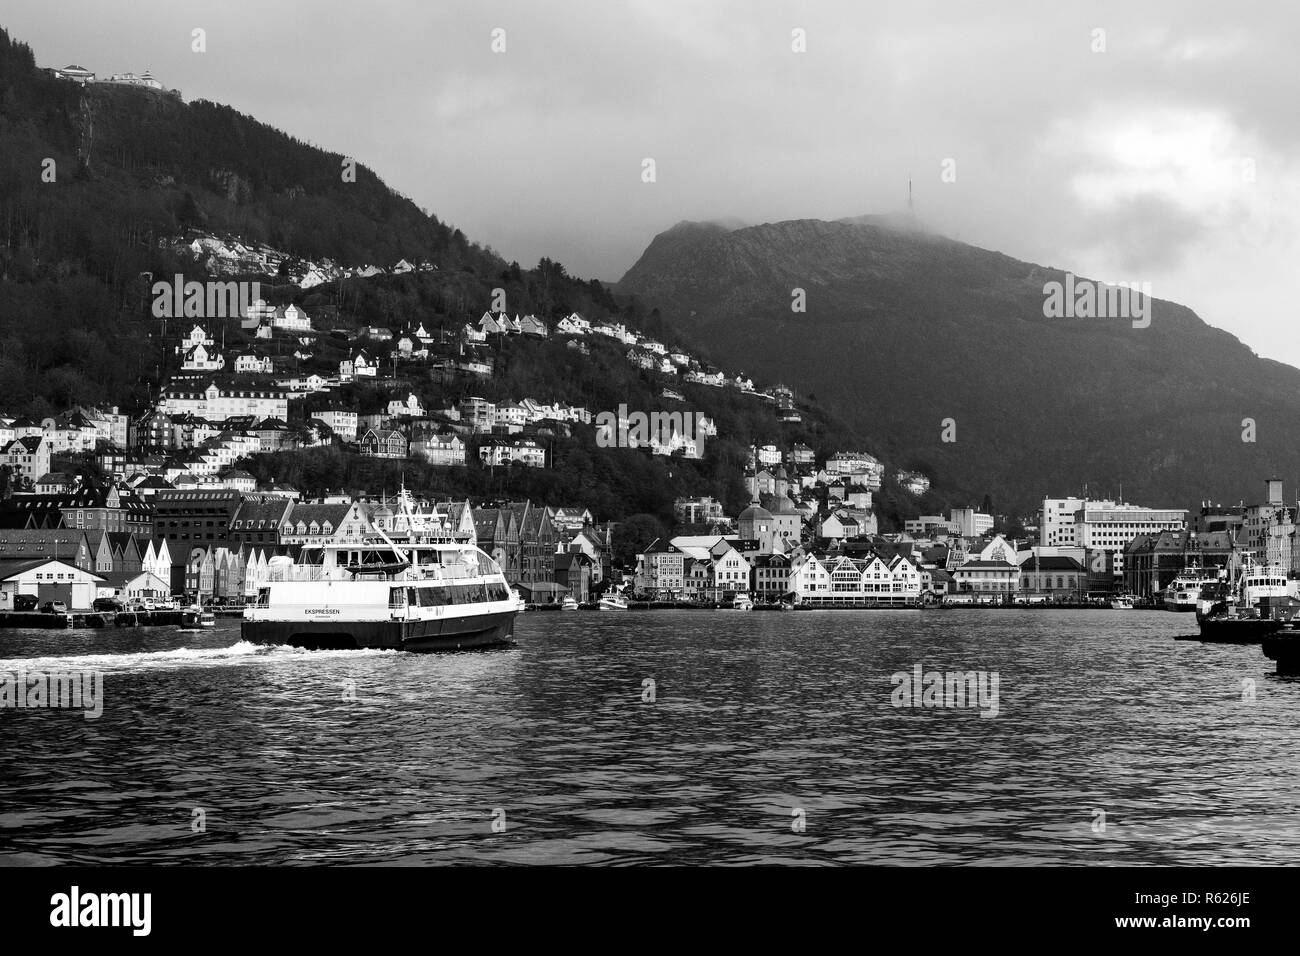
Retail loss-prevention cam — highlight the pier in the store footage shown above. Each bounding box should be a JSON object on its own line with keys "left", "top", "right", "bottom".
{"left": 0, "top": 610, "right": 185, "bottom": 630}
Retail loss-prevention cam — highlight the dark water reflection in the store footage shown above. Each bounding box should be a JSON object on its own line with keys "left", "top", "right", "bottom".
{"left": 1, "top": 609, "right": 1297, "bottom": 865}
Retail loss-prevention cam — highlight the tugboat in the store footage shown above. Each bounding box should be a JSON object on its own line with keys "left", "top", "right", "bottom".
{"left": 1196, "top": 553, "right": 1289, "bottom": 643}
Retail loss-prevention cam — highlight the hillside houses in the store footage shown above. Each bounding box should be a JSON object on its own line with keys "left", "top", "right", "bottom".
{"left": 1, "top": 436, "right": 50, "bottom": 485}
{"left": 411, "top": 431, "right": 466, "bottom": 466}
{"left": 159, "top": 380, "right": 288, "bottom": 422}
{"left": 339, "top": 351, "right": 377, "bottom": 380}
{"left": 556, "top": 313, "right": 591, "bottom": 335}
{"left": 358, "top": 428, "right": 408, "bottom": 459}
{"left": 479, "top": 437, "right": 547, "bottom": 468}
{"left": 177, "top": 325, "right": 225, "bottom": 372}
{"left": 233, "top": 350, "right": 274, "bottom": 375}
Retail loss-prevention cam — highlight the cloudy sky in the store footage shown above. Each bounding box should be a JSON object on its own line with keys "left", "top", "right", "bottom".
{"left": 7, "top": 1, "right": 1298, "bottom": 363}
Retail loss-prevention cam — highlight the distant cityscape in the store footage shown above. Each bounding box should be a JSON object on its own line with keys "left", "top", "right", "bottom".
{"left": 0, "top": 285, "right": 1289, "bottom": 609}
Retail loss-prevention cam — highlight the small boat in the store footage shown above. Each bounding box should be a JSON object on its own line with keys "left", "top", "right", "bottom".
{"left": 731, "top": 594, "right": 754, "bottom": 611}
{"left": 598, "top": 593, "right": 629, "bottom": 610}
{"left": 179, "top": 607, "right": 216, "bottom": 629}
{"left": 1109, "top": 595, "right": 1134, "bottom": 610}
{"left": 561, "top": 596, "right": 579, "bottom": 611}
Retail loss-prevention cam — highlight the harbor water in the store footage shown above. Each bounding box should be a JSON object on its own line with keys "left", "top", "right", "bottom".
{"left": 2, "top": 610, "right": 1298, "bottom": 865}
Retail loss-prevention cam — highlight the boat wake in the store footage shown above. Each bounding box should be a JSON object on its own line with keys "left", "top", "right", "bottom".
{"left": 0, "top": 641, "right": 396, "bottom": 674}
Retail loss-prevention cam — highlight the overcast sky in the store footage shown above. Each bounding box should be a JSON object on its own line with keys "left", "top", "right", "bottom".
{"left": 7, "top": 1, "right": 1299, "bottom": 364}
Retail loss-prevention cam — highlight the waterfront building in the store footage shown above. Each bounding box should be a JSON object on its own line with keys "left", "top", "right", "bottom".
{"left": 637, "top": 537, "right": 685, "bottom": 597}
{"left": 952, "top": 535, "right": 1020, "bottom": 597}
{"left": 1018, "top": 554, "right": 1087, "bottom": 598}
{"left": 750, "top": 552, "right": 793, "bottom": 598}
{"left": 0, "top": 557, "right": 105, "bottom": 611}
{"left": 1122, "top": 530, "right": 1235, "bottom": 598}
{"left": 1075, "top": 501, "right": 1187, "bottom": 577}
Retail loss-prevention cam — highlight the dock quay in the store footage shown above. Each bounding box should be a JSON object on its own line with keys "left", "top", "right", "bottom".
{"left": 0, "top": 610, "right": 185, "bottom": 630}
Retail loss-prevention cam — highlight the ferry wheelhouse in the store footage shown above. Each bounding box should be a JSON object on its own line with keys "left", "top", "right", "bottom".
{"left": 242, "top": 490, "right": 519, "bottom": 651}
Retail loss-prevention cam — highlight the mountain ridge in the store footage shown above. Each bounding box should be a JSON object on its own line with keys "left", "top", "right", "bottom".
{"left": 617, "top": 215, "right": 1294, "bottom": 513}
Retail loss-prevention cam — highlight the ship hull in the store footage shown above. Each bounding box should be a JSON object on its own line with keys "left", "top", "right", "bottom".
{"left": 1262, "top": 633, "right": 1300, "bottom": 674}
{"left": 1196, "top": 617, "right": 1284, "bottom": 644}
{"left": 241, "top": 610, "right": 517, "bottom": 652}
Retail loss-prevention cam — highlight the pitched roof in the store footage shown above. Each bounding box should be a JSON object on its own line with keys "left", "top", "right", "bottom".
{"left": 282, "top": 503, "right": 352, "bottom": 528}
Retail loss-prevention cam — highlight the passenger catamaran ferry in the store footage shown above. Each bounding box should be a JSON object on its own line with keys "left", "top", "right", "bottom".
{"left": 242, "top": 490, "right": 520, "bottom": 651}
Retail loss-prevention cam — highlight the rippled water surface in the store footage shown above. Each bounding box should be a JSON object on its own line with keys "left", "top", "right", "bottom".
{"left": 2, "top": 610, "right": 1298, "bottom": 865}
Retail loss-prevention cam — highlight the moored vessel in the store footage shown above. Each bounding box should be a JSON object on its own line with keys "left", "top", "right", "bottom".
{"left": 179, "top": 606, "right": 217, "bottom": 629}
{"left": 598, "top": 592, "right": 629, "bottom": 610}
{"left": 1161, "top": 562, "right": 1221, "bottom": 612}
{"left": 1195, "top": 553, "right": 1291, "bottom": 643}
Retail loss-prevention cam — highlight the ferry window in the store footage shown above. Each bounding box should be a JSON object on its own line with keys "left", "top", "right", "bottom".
{"left": 417, "top": 588, "right": 437, "bottom": 607}
{"left": 389, "top": 587, "right": 407, "bottom": 608}
{"left": 257, "top": 588, "right": 270, "bottom": 607}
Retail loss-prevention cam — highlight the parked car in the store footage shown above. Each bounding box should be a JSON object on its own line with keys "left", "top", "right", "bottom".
{"left": 13, "top": 594, "right": 39, "bottom": 612}
{"left": 39, "top": 601, "right": 68, "bottom": 614}
{"left": 92, "top": 597, "right": 125, "bottom": 612}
